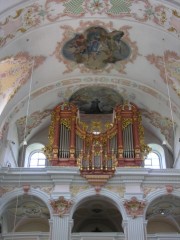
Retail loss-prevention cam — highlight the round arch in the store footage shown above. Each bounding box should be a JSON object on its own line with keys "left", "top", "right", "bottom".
{"left": 144, "top": 187, "right": 180, "bottom": 214}
{"left": 146, "top": 143, "right": 166, "bottom": 169}
{"left": 70, "top": 187, "right": 127, "bottom": 221}
{"left": 0, "top": 187, "right": 53, "bottom": 218}
{"left": 69, "top": 188, "right": 126, "bottom": 233}
{"left": 24, "top": 142, "right": 46, "bottom": 168}
{"left": 144, "top": 188, "right": 180, "bottom": 234}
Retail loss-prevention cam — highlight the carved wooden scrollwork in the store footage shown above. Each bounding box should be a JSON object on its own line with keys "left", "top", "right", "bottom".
{"left": 45, "top": 102, "right": 149, "bottom": 178}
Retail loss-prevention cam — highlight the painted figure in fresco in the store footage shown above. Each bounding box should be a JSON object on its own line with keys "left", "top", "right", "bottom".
{"left": 69, "top": 86, "right": 123, "bottom": 114}
{"left": 89, "top": 98, "right": 101, "bottom": 114}
{"left": 62, "top": 26, "right": 130, "bottom": 69}
{"left": 87, "top": 36, "right": 101, "bottom": 59}
{"left": 72, "top": 34, "right": 87, "bottom": 63}
{"left": 86, "top": 28, "right": 102, "bottom": 60}
{"left": 106, "top": 30, "right": 125, "bottom": 62}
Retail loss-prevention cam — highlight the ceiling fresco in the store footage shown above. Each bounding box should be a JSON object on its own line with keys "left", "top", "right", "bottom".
{"left": 1, "top": 10, "right": 180, "bottom": 237}
{"left": 146, "top": 51, "right": 180, "bottom": 97}
{"left": 16, "top": 110, "right": 51, "bottom": 144}
{"left": 5, "top": 75, "right": 180, "bottom": 121}
{"left": 69, "top": 86, "right": 123, "bottom": 114}
{"left": 141, "top": 108, "right": 175, "bottom": 146}
{"left": 0, "top": 0, "right": 180, "bottom": 154}
{"left": 0, "top": 0, "right": 179, "bottom": 49}
{"left": 0, "top": 52, "right": 46, "bottom": 114}
{"left": 62, "top": 26, "right": 131, "bottom": 70}
{"left": 55, "top": 22, "right": 138, "bottom": 74}
{"left": 1, "top": 75, "right": 179, "bottom": 146}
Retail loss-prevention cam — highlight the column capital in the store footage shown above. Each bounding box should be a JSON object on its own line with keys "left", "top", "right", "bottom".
{"left": 123, "top": 196, "right": 146, "bottom": 218}
{"left": 50, "top": 196, "right": 73, "bottom": 217}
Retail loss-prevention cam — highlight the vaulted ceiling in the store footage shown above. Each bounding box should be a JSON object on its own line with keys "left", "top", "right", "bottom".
{"left": 0, "top": 0, "right": 180, "bottom": 152}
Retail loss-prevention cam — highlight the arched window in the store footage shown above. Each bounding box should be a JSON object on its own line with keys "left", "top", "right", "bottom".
{"left": 24, "top": 143, "right": 47, "bottom": 168}
{"left": 29, "top": 150, "right": 46, "bottom": 168}
{"left": 144, "top": 151, "right": 161, "bottom": 169}
{"left": 144, "top": 144, "right": 166, "bottom": 169}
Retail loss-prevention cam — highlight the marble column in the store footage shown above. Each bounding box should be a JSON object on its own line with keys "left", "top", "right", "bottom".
{"left": 51, "top": 214, "right": 69, "bottom": 240}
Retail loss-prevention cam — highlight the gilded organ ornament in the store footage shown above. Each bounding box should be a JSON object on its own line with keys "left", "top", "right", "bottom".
{"left": 45, "top": 101, "right": 149, "bottom": 187}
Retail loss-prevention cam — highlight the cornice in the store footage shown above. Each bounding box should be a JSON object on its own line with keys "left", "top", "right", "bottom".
{"left": 0, "top": 167, "right": 180, "bottom": 185}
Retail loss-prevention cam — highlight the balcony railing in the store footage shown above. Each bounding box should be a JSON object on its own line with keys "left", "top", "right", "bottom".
{"left": 1, "top": 232, "right": 49, "bottom": 240}
{"left": 71, "top": 232, "right": 125, "bottom": 240}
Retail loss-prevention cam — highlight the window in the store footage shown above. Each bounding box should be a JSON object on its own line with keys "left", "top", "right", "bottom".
{"left": 24, "top": 143, "right": 47, "bottom": 168}
{"left": 144, "top": 151, "right": 161, "bottom": 169}
{"left": 144, "top": 144, "right": 166, "bottom": 169}
{"left": 29, "top": 151, "right": 46, "bottom": 168}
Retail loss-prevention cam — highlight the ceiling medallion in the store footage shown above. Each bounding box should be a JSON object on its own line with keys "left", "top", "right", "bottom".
{"left": 62, "top": 26, "right": 131, "bottom": 70}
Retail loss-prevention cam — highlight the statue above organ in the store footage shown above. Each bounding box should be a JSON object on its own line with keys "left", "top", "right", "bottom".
{"left": 44, "top": 101, "right": 149, "bottom": 171}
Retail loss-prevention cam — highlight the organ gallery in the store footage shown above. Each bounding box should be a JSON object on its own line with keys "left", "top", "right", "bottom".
{"left": 45, "top": 102, "right": 149, "bottom": 173}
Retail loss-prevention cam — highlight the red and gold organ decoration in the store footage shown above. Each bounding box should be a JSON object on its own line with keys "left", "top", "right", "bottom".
{"left": 45, "top": 102, "right": 149, "bottom": 185}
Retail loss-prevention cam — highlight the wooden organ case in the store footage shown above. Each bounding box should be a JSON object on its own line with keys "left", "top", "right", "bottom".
{"left": 44, "top": 102, "right": 149, "bottom": 186}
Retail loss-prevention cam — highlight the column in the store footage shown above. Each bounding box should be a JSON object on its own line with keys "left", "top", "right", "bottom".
{"left": 125, "top": 216, "right": 147, "bottom": 240}
{"left": 51, "top": 214, "right": 69, "bottom": 240}
{"left": 49, "top": 219, "right": 53, "bottom": 240}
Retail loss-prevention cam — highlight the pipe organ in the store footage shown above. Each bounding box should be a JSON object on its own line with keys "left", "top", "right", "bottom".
{"left": 45, "top": 102, "right": 149, "bottom": 171}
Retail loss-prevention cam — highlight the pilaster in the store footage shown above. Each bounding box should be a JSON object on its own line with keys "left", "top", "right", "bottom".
{"left": 126, "top": 216, "right": 146, "bottom": 240}
{"left": 49, "top": 219, "right": 53, "bottom": 240}
{"left": 51, "top": 214, "right": 69, "bottom": 240}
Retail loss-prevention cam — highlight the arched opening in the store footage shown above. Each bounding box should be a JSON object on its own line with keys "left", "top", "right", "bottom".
{"left": 72, "top": 196, "right": 123, "bottom": 233}
{"left": 1, "top": 195, "right": 50, "bottom": 233}
{"left": 144, "top": 143, "right": 166, "bottom": 169}
{"left": 24, "top": 143, "right": 47, "bottom": 168}
{"left": 146, "top": 195, "right": 180, "bottom": 234}
{"left": 144, "top": 151, "right": 161, "bottom": 169}
{"left": 29, "top": 151, "right": 46, "bottom": 168}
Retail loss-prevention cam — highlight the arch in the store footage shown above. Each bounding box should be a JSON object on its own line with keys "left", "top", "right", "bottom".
{"left": 29, "top": 151, "right": 46, "bottom": 168}
{"left": 144, "top": 188, "right": 180, "bottom": 234}
{"left": 145, "top": 143, "right": 166, "bottom": 169}
{"left": 69, "top": 188, "right": 126, "bottom": 234}
{"left": 24, "top": 142, "right": 46, "bottom": 167}
{"left": 144, "top": 188, "right": 180, "bottom": 211}
{"left": 0, "top": 187, "right": 53, "bottom": 218}
{"left": 70, "top": 187, "right": 127, "bottom": 221}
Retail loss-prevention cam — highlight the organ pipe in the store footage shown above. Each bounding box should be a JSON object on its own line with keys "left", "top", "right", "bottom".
{"left": 45, "top": 102, "right": 149, "bottom": 167}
